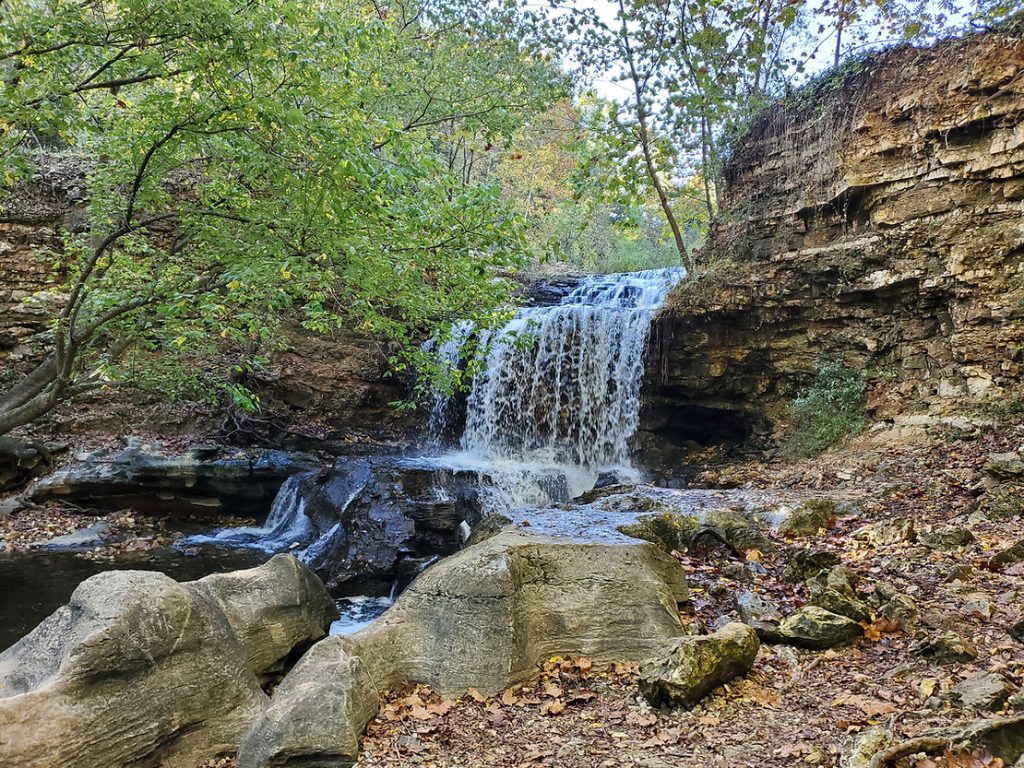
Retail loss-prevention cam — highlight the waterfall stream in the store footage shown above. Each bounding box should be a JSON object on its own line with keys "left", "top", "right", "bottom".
{"left": 432, "top": 267, "right": 685, "bottom": 499}
{"left": 181, "top": 267, "right": 685, "bottom": 630}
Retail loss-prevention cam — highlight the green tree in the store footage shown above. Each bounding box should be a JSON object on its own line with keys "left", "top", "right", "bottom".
{"left": 0, "top": 0, "right": 563, "bottom": 435}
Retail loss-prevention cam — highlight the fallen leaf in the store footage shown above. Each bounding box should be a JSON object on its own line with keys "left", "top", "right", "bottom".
{"left": 540, "top": 700, "right": 565, "bottom": 716}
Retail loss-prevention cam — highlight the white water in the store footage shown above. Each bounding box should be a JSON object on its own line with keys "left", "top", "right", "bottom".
{"left": 429, "top": 267, "right": 685, "bottom": 502}
{"left": 182, "top": 267, "right": 685, "bottom": 603}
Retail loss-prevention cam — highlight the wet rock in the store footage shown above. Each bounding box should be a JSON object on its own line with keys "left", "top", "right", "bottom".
{"left": 238, "top": 531, "right": 688, "bottom": 767}
{"left": 189, "top": 554, "right": 338, "bottom": 682}
{"left": 778, "top": 499, "right": 833, "bottom": 536}
{"left": 463, "top": 513, "right": 514, "bottom": 547}
{"left": 705, "top": 507, "right": 774, "bottom": 553}
{"left": 617, "top": 511, "right": 700, "bottom": 554}
{"left": 853, "top": 518, "right": 916, "bottom": 546}
{"left": 735, "top": 591, "right": 784, "bottom": 640}
{"left": 638, "top": 623, "right": 760, "bottom": 709}
{"left": 31, "top": 520, "right": 113, "bottom": 550}
{"left": 28, "top": 439, "right": 318, "bottom": 517}
{"left": 913, "top": 630, "right": 978, "bottom": 663}
{"left": 0, "top": 555, "right": 331, "bottom": 768}
{"left": 779, "top": 606, "right": 864, "bottom": 649}
{"left": 956, "top": 673, "right": 1012, "bottom": 711}
{"left": 782, "top": 546, "right": 840, "bottom": 582}
{"left": 808, "top": 567, "right": 871, "bottom": 622}
{"left": 920, "top": 525, "right": 976, "bottom": 550}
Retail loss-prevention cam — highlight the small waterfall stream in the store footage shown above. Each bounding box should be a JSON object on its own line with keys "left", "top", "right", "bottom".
{"left": 182, "top": 267, "right": 685, "bottom": 630}
{"left": 432, "top": 267, "right": 685, "bottom": 499}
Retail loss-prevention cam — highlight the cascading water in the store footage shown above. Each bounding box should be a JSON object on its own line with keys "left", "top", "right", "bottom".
{"left": 430, "top": 267, "right": 685, "bottom": 500}
{"left": 182, "top": 267, "right": 685, "bottom": 632}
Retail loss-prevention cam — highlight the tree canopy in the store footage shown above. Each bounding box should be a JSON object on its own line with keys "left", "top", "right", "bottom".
{"left": 0, "top": 0, "right": 564, "bottom": 433}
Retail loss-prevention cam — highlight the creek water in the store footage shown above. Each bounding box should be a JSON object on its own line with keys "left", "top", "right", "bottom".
{"left": 2, "top": 267, "right": 686, "bottom": 648}
{"left": 0, "top": 547, "right": 265, "bottom": 652}
{"left": 182, "top": 267, "right": 686, "bottom": 563}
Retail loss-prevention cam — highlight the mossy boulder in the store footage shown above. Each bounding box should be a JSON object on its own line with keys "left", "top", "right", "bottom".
{"left": 807, "top": 567, "right": 871, "bottom": 622}
{"left": 779, "top": 606, "right": 863, "bottom": 649}
{"left": 782, "top": 546, "right": 840, "bottom": 582}
{"left": 639, "top": 623, "right": 760, "bottom": 709}
{"left": 779, "top": 499, "right": 834, "bottom": 536}
{"left": 705, "top": 507, "right": 774, "bottom": 554}
{"left": 920, "top": 525, "right": 976, "bottom": 551}
{"left": 618, "top": 512, "right": 700, "bottom": 554}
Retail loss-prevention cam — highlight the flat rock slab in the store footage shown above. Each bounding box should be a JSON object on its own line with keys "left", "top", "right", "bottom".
{"left": 29, "top": 439, "right": 317, "bottom": 517}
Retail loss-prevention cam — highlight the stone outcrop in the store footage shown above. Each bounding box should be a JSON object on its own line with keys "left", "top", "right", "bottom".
{"left": 0, "top": 554, "right": 336, "bottom": 768}
{"left": 238, "top": 530, "right": 688, "bottom": 767}
{"left": 28, "top": 439, "right": 317, "bottom": 517}
{"left": 643, "top": 26, "right": 1024, "bottom": 442}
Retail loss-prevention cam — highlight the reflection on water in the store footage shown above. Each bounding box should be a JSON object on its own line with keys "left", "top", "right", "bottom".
{"left": 0, "top": 547, "right": 265, "bottom": 652}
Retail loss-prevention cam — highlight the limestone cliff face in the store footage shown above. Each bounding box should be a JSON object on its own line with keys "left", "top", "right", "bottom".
{"left": 643, "top": 27, "right": 1024, "bottom": 444}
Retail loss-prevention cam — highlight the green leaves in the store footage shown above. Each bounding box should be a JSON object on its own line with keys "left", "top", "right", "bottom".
{"left": 0, "top": 0, "right": 564, "bottom": 417}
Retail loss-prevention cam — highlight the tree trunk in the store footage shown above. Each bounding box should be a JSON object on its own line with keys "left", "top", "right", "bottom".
{"left": 618, "top": 0, "right": 691, "bottom": 271}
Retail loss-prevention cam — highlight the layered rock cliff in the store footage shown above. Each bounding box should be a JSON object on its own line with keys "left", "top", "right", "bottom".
{"left": 642, "top": 26, "right": 1024, "bottom": 447}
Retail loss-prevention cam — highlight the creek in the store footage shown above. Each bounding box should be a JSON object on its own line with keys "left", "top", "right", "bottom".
{"left": 1, "top": 267, "right": 685, "bottom": 650}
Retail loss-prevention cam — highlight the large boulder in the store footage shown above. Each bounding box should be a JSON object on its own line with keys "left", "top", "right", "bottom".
{"left": 0, "top": 554, "right": 335, "bottom": 768}
{"left": 237, "top": 636, "right": 383, "bottom": 768}
{"left": 238, "top": 530, "right": 688, "bottom": 767}
{"left": 28, "top": 438, "right": 318, "bottom": 517}
{"left": 638, "top": 623, "right": 760, "bottom": 709}
{"left": 189, "top": 554, "right": 339, "bottom": 681}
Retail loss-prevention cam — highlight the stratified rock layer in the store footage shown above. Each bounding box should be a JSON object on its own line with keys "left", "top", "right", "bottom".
{"left": 643, "top": 27, "right": 1024, "bottom": 445}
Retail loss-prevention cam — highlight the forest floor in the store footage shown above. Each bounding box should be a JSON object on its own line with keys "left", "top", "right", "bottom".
{"left": 351, "top": 417, "right": 1024, "bottom": 768}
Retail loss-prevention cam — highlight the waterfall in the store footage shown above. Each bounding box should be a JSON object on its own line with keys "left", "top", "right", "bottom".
{"left": 432, "top": 267, "right": 685, "bottom": 496}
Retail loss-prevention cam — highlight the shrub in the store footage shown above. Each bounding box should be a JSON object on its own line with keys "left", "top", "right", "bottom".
{"left": 784, "top": 359, "right": 868, "bottom": 457}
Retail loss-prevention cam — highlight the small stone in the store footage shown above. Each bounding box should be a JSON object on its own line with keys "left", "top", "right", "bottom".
{"left": 912, "top": 630, "right": 978, "bottom": 664}
{"left": 779, "top": 606, "right": 864, "bottom": 649}
{"left": 955, "top": 673, "right": 1011, "bottom": 711}
{"left": 946, "top": 564, "right": 975, "bottom": 582}
{"left": 990, "top": 538, "right": 1024, "bottom": 569}
{"left": 872, "top": 581, "right": 920, "bottom": 630}
{"left": 783, "top": 547, "right": 841, "bottom": 583}
{"left": 735, "top": 591, "right": 784, "bottom": 641}
{"left": 840, "top": 726, "right": 895, "bottom": 768}
{"left": 920, "top": 525, "right": 976, "bottom": 550}
{"left": 721, "top": 563, "right": 754, "bottom": 583}
{"left": 639, "top": 622, "right": 760, "bottom": 709}
{"left": 961, "top": 593, "right": 994, "bottom": 621}
{"left": 808, "top": 568, "right": 871, "bottom": 622}
{"left": 1010, "top": 619, "right": 1024, "bottom": 645}
{"left": 779, "top": 499, "right": 834, "bottom": 536}
{"left": 853, "top": 518, "right": 916, "bottom": 546}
